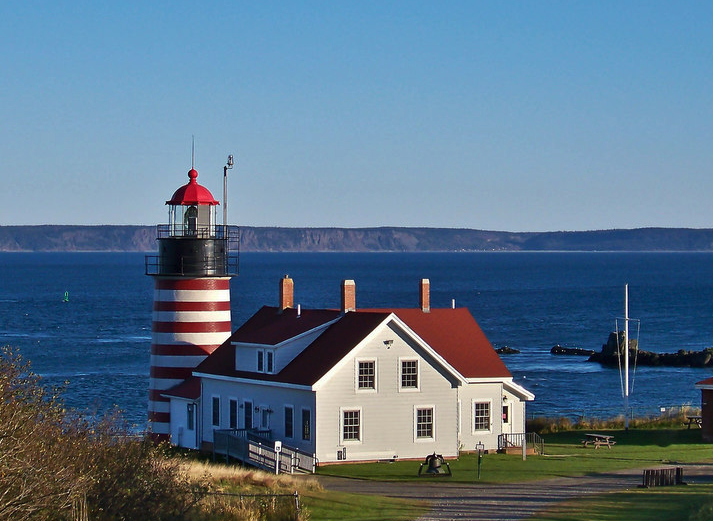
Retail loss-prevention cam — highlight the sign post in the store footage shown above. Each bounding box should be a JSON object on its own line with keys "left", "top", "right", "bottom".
{"left": 475, "top": 441, "right": 484, "bottom": 480}
{"left": 274, "top": 441, "right": 282, "bottom": 475}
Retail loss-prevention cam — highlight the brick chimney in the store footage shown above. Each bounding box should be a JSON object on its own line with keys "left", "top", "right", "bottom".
{"left": 420, "top": 278, "right": 430, "bottom": 313}
{"left": 279, "top": 275, "right": 294, "bottom": 311}
{"left": 341, "top": 279, "right": 356, "bottom": 313}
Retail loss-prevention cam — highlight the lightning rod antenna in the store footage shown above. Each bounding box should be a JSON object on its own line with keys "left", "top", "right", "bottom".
{"left": 191, "top": 135, "right": 195, "bottom": 169}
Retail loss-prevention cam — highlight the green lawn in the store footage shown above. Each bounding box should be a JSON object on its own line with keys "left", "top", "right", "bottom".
{"left": 531, "top": 484, "right": 713, "bottom": 521}
{"left": 317, "top": 428, "right": 713, "bottom": 483}
{"left": 301, "top": 490, "right": 428, "bottom": 521}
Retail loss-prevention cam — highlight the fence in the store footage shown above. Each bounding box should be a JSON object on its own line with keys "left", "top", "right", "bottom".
{"left": 642, "top": 467, "right": 684, "bottom": 487}
{"left": 497, "top": 432, "right": 545, "bottom": 454}
{"left": 213, "top": 429, "right": 316, "bottom": 474}
{"left": 202, "top": 491, "right": 301, "bottom": 521}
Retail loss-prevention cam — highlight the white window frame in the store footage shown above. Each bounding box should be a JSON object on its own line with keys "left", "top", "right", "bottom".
{"left": 301, "top": 408, "right": 312, "bottom": 441}
{"left": 243, "top": 399, "right": 253, "bottom": 429}
{"left": 472, "top": 399, "right": 492, "bottom": 434}
{"left": 228, "top": 397, "right": 239, "bottom": 430}
{"left": 186, "top": 402, "right": 195, "bottom": 431}
{"left": 414, "top": 404, "right": 435, "bottom": 442}
{"left": 257, "top": 349, "right": 264, "bottom": 372}
{"left": 355, "top": 358, "right": 377, "bottom": 392}
{"left": 502, "top": 404, "right": 511, "bottom": 425}
{"left": 266, "top": 350, "right": 274, "bottom": 373}
{"left": 399, "top": 357, "right": 420, "bottom": 392}
{"left": 339, "top": 406, "right": 363, "bottom": 445}
{"left": 211, "top": 395, "right": 221, "bottom": 427}
{"left": 457, "top": 399, "right": 462, "bottom": 435}
{"left": 284, "top": 405, "right": 294, "bottom": 439}
{"left": 259, "top": 404, "right": 270, "bottom": 429}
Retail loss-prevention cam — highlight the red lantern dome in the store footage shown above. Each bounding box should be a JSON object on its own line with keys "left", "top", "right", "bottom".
{"left": 166, "top": 168, "right": 219, "bottom": 206}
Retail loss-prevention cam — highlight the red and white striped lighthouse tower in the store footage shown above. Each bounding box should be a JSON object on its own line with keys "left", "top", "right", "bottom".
{"left": 146, "top": 164, "right": 238, "bottom": 439}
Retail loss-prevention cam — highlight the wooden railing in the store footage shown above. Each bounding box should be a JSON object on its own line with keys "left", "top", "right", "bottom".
{"left": 213, "top": 429, "right": 316, "bottom": 474}
{"left": 497, "top": 432, "right": 545, "bottom": 455}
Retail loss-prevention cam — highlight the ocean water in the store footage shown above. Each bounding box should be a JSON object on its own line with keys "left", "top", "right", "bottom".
{"left": 1, "top": 251, "right": 712, "bottom": 428}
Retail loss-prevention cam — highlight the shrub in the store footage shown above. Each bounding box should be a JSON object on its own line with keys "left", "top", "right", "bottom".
{"left": 0, "top": 346, "right": 207, "bottom": 521}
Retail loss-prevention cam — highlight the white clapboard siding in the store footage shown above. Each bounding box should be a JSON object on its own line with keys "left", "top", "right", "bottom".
{"left": 314, "top": 321, "right": 459, "bottom": 463}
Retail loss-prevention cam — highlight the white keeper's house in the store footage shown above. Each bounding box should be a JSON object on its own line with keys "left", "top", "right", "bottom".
{"left": 163, "top": 277, "right": 533, "bottom": 465}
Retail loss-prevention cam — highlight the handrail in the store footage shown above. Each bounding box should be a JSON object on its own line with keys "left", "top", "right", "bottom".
{"left": 213, "top": 429, "right": 316, "bottom": 474}
{"left": 497, "top": 432, "right": 545, "bottom": 455}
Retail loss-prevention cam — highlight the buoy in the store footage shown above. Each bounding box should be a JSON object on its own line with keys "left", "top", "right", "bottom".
{"left": 63, "top": 291, "right": 69, "bottom": 302}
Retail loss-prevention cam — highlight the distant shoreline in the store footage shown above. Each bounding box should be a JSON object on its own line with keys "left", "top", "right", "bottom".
{"left": 1, "top": 225, "right": 713, "bottom": 252}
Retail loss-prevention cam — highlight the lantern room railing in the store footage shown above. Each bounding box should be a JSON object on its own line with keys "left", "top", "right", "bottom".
{"left": 145, "top": 225, "right": 240, "bottom": 277}
{"left": 156, "top": 224, "right": 239, "bottom": 244}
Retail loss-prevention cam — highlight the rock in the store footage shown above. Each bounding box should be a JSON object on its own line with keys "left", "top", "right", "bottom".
{"left": 588, "top": 332, "right": 713, "bottom": 368}
{"left": 496, "top": 346, "right": 520, "bottom": 354}
{"left": 550, "top": 345, "right": 595, "bottom": 356}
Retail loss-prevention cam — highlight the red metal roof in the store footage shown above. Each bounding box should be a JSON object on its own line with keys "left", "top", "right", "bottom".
{"left": 162, "top": 376, "right": 201, "bottom": 399}
{"left": 194, "top": 305, "right": 511, "bottom": 387}
{"left": 231, "top": 306, "right": 342, "bottom": 345}
{"left": 384, "top": 308, "right": 511, "bottom": 379}
{"left": 166, "top": 168, "right": 219, "bottom": 206}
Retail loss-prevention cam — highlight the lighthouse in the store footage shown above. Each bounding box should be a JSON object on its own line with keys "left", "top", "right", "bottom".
{"left": 145, "top": 162, "right": 238, "bottom": 439}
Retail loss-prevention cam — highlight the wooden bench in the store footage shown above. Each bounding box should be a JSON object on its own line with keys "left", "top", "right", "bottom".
{"left": 581, "top": 433, "right": 616, "bottom": 449}
{"left": 686, "top": 416, "right": 702, "bottom": 429}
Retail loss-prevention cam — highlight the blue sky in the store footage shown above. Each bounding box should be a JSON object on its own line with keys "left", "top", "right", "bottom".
{"left": 1, "top": 1, "right": 711, "bottom": 231}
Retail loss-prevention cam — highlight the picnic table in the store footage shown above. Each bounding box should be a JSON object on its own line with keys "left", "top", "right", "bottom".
{"left": 581, "top": 433, "right": 616, "bottom": 449}
{"left": 686, "top": 415, "right": 702, "bottom": 429}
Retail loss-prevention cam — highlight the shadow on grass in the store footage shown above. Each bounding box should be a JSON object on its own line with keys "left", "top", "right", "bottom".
{"left": 317, "top": 428, "right": 713, "bottom": 483}
{"left": 533, "top": 484, "right": 713, "bottom": 521}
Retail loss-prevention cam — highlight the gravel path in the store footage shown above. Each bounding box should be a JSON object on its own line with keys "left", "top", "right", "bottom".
{"left": 316, "top": 464, "right": 713, "bottom": 520}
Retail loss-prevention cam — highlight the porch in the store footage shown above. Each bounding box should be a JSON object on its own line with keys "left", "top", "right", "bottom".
{"left": 497, "top": 432, "right": 545, "bottom": 455}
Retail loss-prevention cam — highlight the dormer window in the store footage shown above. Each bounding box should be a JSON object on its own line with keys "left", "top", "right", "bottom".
{"left": 257, "top": 349, "right": 274, "bottom": 374}
{"left": 267, "top": 351, "right": 274, "bottom": 373}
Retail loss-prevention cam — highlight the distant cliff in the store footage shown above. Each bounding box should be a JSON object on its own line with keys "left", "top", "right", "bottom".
{"left": 2, "top": 225, "right": 713, "bottom": 252}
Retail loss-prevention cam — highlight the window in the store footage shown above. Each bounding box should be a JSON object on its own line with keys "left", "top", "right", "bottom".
{"left": 474, "top": 402, "right": 490, "bottom": 431}
{"left": 416, "top": 407, "right": 434, "bottom": 439}
{"left": 212, "top": 396, "right": 220, "bottom": 427}
{"left": 401, "top": 360, "right": 418, "bottom": 389}
{"left": 267, "top": 351, "right": 274, "bottom": 373}
{"left": 229, "top": 399, "right": 238, "bottom": 429}
{"left": 261, "top": 407, "right": 269, "bottom": 429}
{"left": 302, "top": 409, "right": 311, "bottom": 441}
{"left": 342, "top": 410, "right": 361, "bottom": 442}
{"left": 502, "top": 405, "right": 510, "bottom": 424}
{"left": 257, "top": 351, "right": 264, "bottom": 372}
{"left": 186, "top": 403, "right": 195, "bottom": 431}
{"left": 284, "top": 406, "right": 294, "bottom": 438}
{"left": 357, "top": 360, "right": 375, "bottom": 390}
{"left": 244, "top": 400, "right": 253, "bottom": 429}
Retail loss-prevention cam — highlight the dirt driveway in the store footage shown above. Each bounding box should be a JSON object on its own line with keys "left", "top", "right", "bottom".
{"left": 316, "top": 464, "right": 713, "bottom": 520}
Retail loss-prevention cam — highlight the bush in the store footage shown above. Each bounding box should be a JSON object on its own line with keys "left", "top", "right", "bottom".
{"left": 0, "top": 346, "right": 206, "bottom": 521}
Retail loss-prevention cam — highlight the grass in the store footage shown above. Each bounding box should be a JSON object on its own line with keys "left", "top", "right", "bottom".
{"left": 317, "top": 428, "right": 713, "bottom": 483}
{"left": 301, "top": 490, "right": 428, "bottom": 521}
{"left": 531, "top": 484, "right": 713, "bottom": 521}
{"left": 182, "top": 459, "right": 426, "bottom": 521}
{"left": 174, "top": 424, "right": 713, "bottom": 520}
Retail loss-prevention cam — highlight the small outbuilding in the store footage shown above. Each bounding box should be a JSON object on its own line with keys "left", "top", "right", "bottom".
{"left": 694, "top": 377, "right": 713, "bottom": 441}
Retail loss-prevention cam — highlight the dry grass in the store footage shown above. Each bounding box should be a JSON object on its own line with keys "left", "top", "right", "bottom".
{"left": 182, "top": 460, "right": 323, "bottom": 493}
{"left": 528, "top": 407, "right": 701, "bottom": 435}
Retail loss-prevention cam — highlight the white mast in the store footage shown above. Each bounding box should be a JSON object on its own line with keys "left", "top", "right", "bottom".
{"left": 624, "top": 283, "right": 629, "bottom": 431}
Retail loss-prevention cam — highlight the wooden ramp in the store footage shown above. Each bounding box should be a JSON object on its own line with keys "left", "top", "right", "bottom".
{"left": 213, "top": 429, "right": 317, "bottom": 474}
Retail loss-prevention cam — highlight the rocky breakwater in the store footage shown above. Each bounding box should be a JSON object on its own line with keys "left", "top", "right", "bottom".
{"left": 588, "top": 331, "right": 713, "bottom": 368}
{"left": 550, "top": 345, "right": 595, "bottom": 356}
